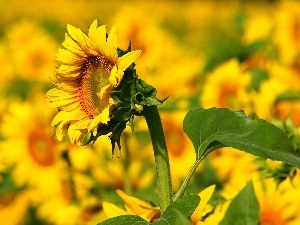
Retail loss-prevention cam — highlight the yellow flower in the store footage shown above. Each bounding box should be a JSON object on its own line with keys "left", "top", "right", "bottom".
{"left": 103, "top": 189, "right": 160, "bottom": 222}
{"left": 0, "top": 99, "right": 65, "bottom": 198}
{"left": 46, "top": 20, "right": 141, "bottom": 145}
{"left": 0, "top": 191, "right": 30, "bottom": 225}
{"left": 6, "top": 20, "right": 57, "bottom": 81}
{"left": 243, "top": 9, "right": 273, "bottom": 44}
{"left": 0, "top": 42, "right": 13, "bottom": 88}
{"left": 252, "top": 78, "right": 290, "bottom": 122}
{"left": 200, "top": 59, "right": 252, "bottom": 113}
{"left": 274, "top": 1, "right": 300, "bottom": 65}
{"left": 254, "top": 175, "right": 300, "bottom": 225}
{"left": 112, "top": 5, "right": 202, "bottom": 100}
{"left": 274, "top": 100, "right": 300, "bottom": 126}
{"left": 37, "top": 180, "right": 82, "bottom": 225}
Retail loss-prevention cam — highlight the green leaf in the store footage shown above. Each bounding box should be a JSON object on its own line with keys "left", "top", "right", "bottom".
{"left": 220, "top": 181, "right": 259, "bottom": 225}
{"left": 162, "top": 195, "right": 200, "bottom": 219}
{"left": 183, "top": 108, "right": 300, "bottom": 167}
{"left": 274, "top": 92, "right": 300, "bottom": 105}
{"left": 97, "top": 215, "right": 148, "bottom": 225}
{"left": 152, "top": 195, "right": 199, "bottom": 225}
{"left": 151, "top": 210, "right": 191, "bottom": 225}
{"left": 250, "top": 69, "right": 269, "bottom": 91}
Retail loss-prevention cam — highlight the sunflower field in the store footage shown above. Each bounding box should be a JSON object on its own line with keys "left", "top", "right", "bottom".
{"left": 0, "top": 0, "right": 300, "bottom": 224}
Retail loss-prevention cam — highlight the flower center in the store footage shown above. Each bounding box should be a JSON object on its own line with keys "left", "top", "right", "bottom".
{"left": 260, "top": 208, "right": 286, "bottom": 225}
{"left": 219, "top": 83, "right": 239, "bottom": 109}
{"left": 78, "top": 56, "right": 114, "bottom": 119}
{"left": 28, "top": 127, "right": 56, "bottom": 166}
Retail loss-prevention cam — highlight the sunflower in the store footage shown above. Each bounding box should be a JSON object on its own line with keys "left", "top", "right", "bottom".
{"left": 0, "top": 100, "right": 65, "bottom": 198}
{"left": 46, "top": 20, "right": 141, "bottom": 145}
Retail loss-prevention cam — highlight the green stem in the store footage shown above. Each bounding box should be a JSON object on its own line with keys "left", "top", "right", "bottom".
{"left": 123, "top": 132, "right": 132, "bottom": 195}
{"left": 143, "top": 105, "right": 173, "bottom": 212}
{"left": 173, "top": 156, "right": 205, "bottom": 201}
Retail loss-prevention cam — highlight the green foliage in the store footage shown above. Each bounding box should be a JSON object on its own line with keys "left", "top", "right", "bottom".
{"left": 97, "top": 215, "right": 148, "bottom": 225}
{"left": 161, "top": 195, "right": 200, "bottom": 220}
{"left": 250, "top": 69, "right": 269, "bottom": 91}
{"left": 98, "top": 195, "right": 200, "bottom": 225}
{"left": 183, "top": 108, "right": 300, "bottom": 167}
{"left": 274, "top": 92, "right": 300, "bottom": 105}
{"left": 256, "top": 158, "right": 297, "bottom": 185}
{"left": 220, "top": 181, "right": 259, "bottom": 225}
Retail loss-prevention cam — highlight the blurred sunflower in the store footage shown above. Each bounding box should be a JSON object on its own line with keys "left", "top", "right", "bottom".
{"left": 254, "top": 176, "right": 300, "bottom": 225}
{"left": 0, "top": 99, "right": 65, "bottom": 198}
{"left": 274, "top": 0, "right": 300, "bottom": 66}
{"left": 6, "top": 21, "right": 57, "bottom": 81}
{"left": 210, "top": 147, "right": 257, "bottom": 190}
{"left": 37, "top": 179, "right": 82, "bottom": 225}
{"left": 46, "top": 20, "right": 141, "bottom": 145}
{"left": 112, "top": 4, "right": 202, "bottom": 100}
{"left": 0, "top": 42, "right": 13, "bottom": 89}
{"left": 252, "top": 77, "right": 290, "bottom": 122}
{"left": 200, "top": 59, "right": 252, "bottom": 113}
{"left": 0, "top": 190, "right": 30, "bottom": 225}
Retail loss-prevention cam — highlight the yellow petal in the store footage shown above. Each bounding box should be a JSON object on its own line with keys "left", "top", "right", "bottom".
{"left": 117, "top": 50, "right": 142, "bottom": 71}
{"left": 67, "top": 24, "right": 80, "bottom": 40}
{"left": 116, "top": 189, "right": 159, "bottom": 215}
{"left": 73, "top": 119, "right": 92, "bottom": 130}
{"left": 107, "top": 26, "right": 117, "bottom": 49}
{"left": 54, "top": 80, "right": 79, "bottom": 92}
{"left": 60, "top": 102, "right": 81, "bottom": 112}
{"left": 46, "top": 88, "right": 76, "bottom": 98}
{"left": 62, "top": 34, "right": 88, "bottom": 57}
{"left": 109, "top": 66, "right": 118, "bottom": 86}
{"left": 97, "top": 84, "right": 111, "bottom": 100}
{"left": 191, "top": 185, "right": 216, "bottom": 222}
{"left": 88, "top": 107, "right": 110, "bottom": 132}
{"left": 56, "top": 48, "right": 84, "bottom": 65}
{"left": 103, "top": 202, "right": 129, "bottom": 219}
{"left": 105, "top": 27, "right": 118, "bottom": 62}
{"left": 94, "top": 25, "right": 107, "bottom": 55}
{"left": 76, "top": 29, "right": 98, "bottom": 55}
{"left": 88, "top": 19, "right": 98, "bottom": 39}
{"left": 56, "top": 123, "right": 67, "bottom": 141}
{"left": 68, "top": 123, "right": 84, "bottom": 144}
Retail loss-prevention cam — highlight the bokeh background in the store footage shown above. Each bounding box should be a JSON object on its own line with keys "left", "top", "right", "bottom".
{"left": 0, "top": 0, "right": 300, "bottom": 224}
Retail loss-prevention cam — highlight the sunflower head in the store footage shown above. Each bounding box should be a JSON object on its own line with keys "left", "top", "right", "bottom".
{"left": 46, "top": 20, "right": 164, "bottom": 151}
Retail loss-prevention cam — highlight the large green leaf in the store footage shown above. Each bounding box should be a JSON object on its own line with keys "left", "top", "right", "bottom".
{"left": 97, "top": 215, "right": 148, "bottom": 225}
{"left": 183, "top": 108, "right": 300, "bottom": 167}
{"left": 220, "top": 181, "right": 259, "bottom": 225}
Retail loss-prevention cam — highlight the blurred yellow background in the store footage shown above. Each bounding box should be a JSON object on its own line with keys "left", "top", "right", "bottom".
{"left": 0, "top": 0, "right": 300, "bottom": 224}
